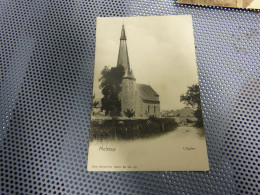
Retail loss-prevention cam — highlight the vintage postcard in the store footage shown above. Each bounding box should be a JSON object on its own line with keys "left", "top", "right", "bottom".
{"left": 87, "top": 15, "right": 209, "bottom": 171}
{"left": 178, "top": 0, "right": 260, "bottom": 9}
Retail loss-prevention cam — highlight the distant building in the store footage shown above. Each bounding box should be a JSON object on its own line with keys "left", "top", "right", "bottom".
{"left": 179, "top": 107, "right": 195, "bottom": 118}
{"left": 161, "top": 107, "right": 197, "bottom": 124}
{"left": 117, "top": 25, "right": 160, "bottom": 118}
{"left": 162, "top": 107, "right": 194, "bottom": 117}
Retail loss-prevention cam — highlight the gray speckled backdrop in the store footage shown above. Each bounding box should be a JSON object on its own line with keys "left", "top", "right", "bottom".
{"left": 0, "top": 0, "right": 259, "bottom": 194}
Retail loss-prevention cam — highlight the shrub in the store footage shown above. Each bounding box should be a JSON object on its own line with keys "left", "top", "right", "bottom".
{"left": 123, "top": 109, "right": 135, "bottom": 118}
{"left": 186, "top": 119, "right": 193, "bottom": 123}
{"left": 89, "top": 117, "right": 178, "bottom": 141}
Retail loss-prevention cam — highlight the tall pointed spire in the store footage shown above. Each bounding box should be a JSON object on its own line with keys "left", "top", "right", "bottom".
{"left": 120, "top": 25, "right": 127, "bottom": 40}
{"left": 117, "top": 25, "right": 134, "bottom": 79}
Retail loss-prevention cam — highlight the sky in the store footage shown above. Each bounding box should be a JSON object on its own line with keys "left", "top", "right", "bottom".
{"left": 93, "top": 15, "right": 200, "bottom": 111}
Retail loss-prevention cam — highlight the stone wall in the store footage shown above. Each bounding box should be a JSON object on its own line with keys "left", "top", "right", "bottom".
{"left": 135, "top": 92, "right": 144, "bottom": 117}
{"left": 119, "top": 77, "right": 136, "bottom": 115}
{"left": 144, "top": 103, "right": 160, "bottom": 117}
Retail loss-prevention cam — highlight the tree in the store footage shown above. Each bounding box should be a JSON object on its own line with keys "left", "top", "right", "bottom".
{"left": 99, "top": 65, "right": 124, "bottom": 116}
{"left": 180, "top": 84, "right": 203, "bottom": 127}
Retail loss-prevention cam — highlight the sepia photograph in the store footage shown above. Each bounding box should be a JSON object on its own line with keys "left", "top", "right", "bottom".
{"left": 178, "top": 0, "right": 260, "bottom": 9}
{"left": 87, "top": 15, "right": 209, "bottom": 171}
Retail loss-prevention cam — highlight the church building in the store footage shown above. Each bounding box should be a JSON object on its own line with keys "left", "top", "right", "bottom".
{"left": 117, "top": 25, "right": 160, "bottom": 118}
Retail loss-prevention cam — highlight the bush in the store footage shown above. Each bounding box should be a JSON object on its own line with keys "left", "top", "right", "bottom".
{"left": 89, "top": 118, "right": 178, "bottom": 141}
{"left": 186, "top": 119, "right": 193, "bottom": 123}
{"left": 124, "top": 109, "right": 135, "bottom": 118}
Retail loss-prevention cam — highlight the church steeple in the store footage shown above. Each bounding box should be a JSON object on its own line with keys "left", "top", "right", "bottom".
{"left": 117, "top": 25, "right": 135, "bottom": 79}
{"left": 120, "top": 25, "right": 127, "bottom": 40}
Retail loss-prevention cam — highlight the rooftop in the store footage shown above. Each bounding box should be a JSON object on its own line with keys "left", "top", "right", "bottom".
{"left": 136, "top": 83, "right": 159, "bottom": 102}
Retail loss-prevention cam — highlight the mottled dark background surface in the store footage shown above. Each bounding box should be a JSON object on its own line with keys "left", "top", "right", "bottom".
{"left": 1, "top": 0, "right": 259, "bottom": 194}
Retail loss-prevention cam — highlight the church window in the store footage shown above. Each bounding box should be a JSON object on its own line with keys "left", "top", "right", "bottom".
{"left": 148, "top": 105, "right": 150, "bottom": 113}
{"left": 154, "top": 106, "right": 156, "bottom": 113}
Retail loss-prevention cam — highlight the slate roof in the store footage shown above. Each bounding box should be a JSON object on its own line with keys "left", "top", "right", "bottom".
{"left": 117, "top": 25, "right": 135, "bottom": 79}
{"left": 136, "top": 83, "right": 160, "bottom": 102}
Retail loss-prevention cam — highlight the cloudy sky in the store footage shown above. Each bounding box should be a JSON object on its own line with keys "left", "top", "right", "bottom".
{"left": 93, "top": 15, "right": 199, "bottom": 111}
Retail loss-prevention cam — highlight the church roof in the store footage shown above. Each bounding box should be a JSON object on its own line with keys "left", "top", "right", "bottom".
{"left": 117, "top": 25, "right": 135, "bottom": 79}
{"left": 136, "top": 83, "right": 160, "bottom": 102}
{"left": 120, "top": 25, "right": 127, "bottom": 40}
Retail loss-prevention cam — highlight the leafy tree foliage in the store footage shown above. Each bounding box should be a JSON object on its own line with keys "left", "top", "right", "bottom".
{"left": 124, "top": 109, "right": 135, "bottom": 118}
{"left": 99, "top": 66, "right": 124, "bottom": 116}
{"left": 180, "top": 84, "right": 203, "bottom": 127}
